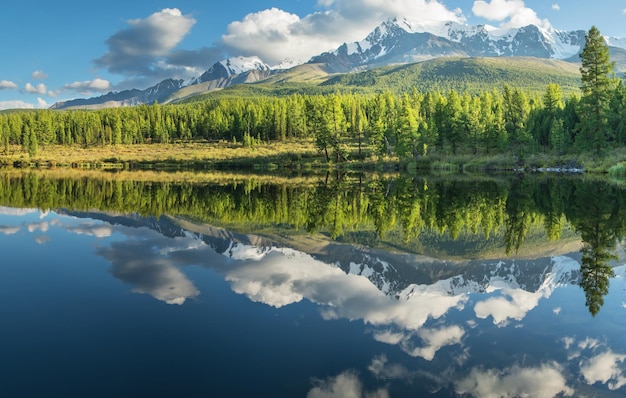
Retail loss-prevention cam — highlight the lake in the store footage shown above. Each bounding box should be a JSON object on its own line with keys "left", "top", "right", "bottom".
{"left": 0, "top": 169, "right": 625, "bottom": 397}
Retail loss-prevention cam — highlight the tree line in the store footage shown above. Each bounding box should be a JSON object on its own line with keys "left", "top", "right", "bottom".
{"left": 0, "top": 26, "right": 619, "bottom": 161}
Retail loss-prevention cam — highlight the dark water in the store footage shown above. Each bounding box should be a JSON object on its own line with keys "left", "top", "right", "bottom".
{"left": 0, "top": 171, "right": 625, "bottom": 397}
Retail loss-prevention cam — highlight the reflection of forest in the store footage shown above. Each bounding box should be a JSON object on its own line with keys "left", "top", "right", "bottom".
{"left": 0, "top": 171, "right": 624, "bottom": 314}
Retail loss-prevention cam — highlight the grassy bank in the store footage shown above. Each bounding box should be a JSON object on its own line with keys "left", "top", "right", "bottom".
{"left": 2, "top": 140, "right": 626, "bottom": 174}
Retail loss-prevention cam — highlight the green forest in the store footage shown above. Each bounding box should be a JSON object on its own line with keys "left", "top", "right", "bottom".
{"left": 0, "top": 26, "right": 623, "bottom": 168}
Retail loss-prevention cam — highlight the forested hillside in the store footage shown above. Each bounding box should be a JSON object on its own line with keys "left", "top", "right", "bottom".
{"left": 0, "top": 27, "right": 623, "bottom": 168}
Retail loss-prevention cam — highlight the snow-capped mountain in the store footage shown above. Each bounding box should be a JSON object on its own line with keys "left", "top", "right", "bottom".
{"left": 50, "top": 17, "right": 626, "bottom": 109}
{"left": 194, "top": 56, "right": 271, "bottom": 83}
{"left": 51, "top": 57, "right": 273, "bottom": 110}
{"left": 309, "top": 17, "right": 591, "bottom": 72}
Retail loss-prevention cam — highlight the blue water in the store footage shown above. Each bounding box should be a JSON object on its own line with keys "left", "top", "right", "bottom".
{"left": 1, "top": 208, "right": 625, "bottom": 397}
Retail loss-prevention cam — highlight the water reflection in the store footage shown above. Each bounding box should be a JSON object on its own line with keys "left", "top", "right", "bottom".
{"left": 1, "top": 171, "right": 626, "bottom": 396}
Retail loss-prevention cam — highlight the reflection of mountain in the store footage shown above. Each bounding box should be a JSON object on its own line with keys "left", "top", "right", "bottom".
{"left": 60, "top": 209, "right": 591, "bottom": 301}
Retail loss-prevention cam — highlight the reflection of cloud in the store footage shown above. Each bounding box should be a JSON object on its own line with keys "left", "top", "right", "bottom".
{"left": 474, "top": 256, "right": 579, "bottom": 326}
{"left": 455, "top": 363, "right": 574, "bottom": 397}
{"left": 34, "top": 235, "right": 50, "bottom": 245}
{"left": 368, "top": 355, "right": 411, "bottom": 380}
{"left": 225, "top": 246, "right": 466, "bottom": 332}
{"left": 0, "top": 206, "right": 38, "bottom": 216}
{"left": 98, "top": 238, "right": 200, "bottom": 305}
{"left": 578, "top": 337, "right": 601, "bottom": 351}
{"left": 580, "top": 351, "right": 626, "bottom": 390}
{"left": 307, "top": 370, "right": 388, "bottom": 398}
{"left": 403, "top": 326, "right": 465, "bottom": 361}
{"left": 372, "top": 330, "right": 404, "bottom": 345}
{"left": 27, "top": 221, "right": 49, "bottom": 233}
{"left": 67, "top": 223, "right": 114, "bottom": 238}
{"left": 474, "top": 287, "right": 542, "bottom": 326}
{"left": 0, "top": 226, "right": 20, "bottom": 235}
{"left": 562, "top": 337, "right": 575, "bottom": 350}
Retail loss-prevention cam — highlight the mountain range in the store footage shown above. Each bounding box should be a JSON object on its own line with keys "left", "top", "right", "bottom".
{"left": 51, "top": 18, "right": 626, "bottom": 110}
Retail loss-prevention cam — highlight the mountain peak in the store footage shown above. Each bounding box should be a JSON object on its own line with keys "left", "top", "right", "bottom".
{"left": 309, "top": 17, "right": 593, "bottom": 72}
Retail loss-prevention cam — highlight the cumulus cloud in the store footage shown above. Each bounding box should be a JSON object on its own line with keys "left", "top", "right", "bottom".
{"left": 307, "top": 371, "right": 389, "bottom": 398}
{"left": 24, "top": 82, "right": 47, "bottom": 95}
{"left": 37, "top": 98, "right": 48, "bottom": 108}
{"left": 472, "top": 0, "right": 550, "bottom": 29}
{"left": 0, "top": 80, "right": 18, "bottom": 90}
{"left": 63, "top": 78, "right": 112, "bottom": 94}
{"left": 94, "top": 8, "right": 196, "bottom": 78}
{"left": 32, "top": 70, "right": 48, "bottom": 80}
{"left": 551, "top": 4, "right": 560, "bottom": 11}
{"left": 0, "top": 101, "right": 33, "bottom": 111}
{"left": 455, "top": 363, "right": 574, "bottom": 397}
{"left": 580, "top": 351, "right": 626, "bottom": 390}
{"left": 222, "top": 1, "right": 464, "bottom": 65}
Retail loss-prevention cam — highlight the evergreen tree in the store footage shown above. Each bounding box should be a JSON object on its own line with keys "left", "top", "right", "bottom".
{"left": 578, "top": 26, "right": 615, "bottom": 156}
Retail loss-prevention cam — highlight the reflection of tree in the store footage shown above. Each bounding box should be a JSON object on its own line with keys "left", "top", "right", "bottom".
{"left": 568, "top": 182, "right": 623, "bottom": 316}
{"left": 504, "top": 178, "right": 535, "bottom": 254}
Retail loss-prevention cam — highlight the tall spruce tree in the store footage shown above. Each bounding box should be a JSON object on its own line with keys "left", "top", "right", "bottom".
{"left": 578, "top": 26, "right": 614, "bottom": 156}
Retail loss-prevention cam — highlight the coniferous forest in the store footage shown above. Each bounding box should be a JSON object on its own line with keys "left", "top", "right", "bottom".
{"left": 0, "top": 26, "right": 623, "bottom": 167}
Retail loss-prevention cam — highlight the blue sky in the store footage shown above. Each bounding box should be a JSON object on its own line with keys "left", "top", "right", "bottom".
{"left": 1, "top": 0, "right": 625, "bottom": 110}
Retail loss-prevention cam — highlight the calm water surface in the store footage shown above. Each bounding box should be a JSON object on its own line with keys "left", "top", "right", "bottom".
{"left": 0, "top": 171, "right": 625, "bottom": 397}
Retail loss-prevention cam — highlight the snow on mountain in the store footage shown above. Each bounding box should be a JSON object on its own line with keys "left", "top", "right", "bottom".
{"left": 605, "top": 36, "right": 626, "bottom": 51}
{"left": 220, "top": 56, "right": 271, "bottom": 76}
{"left": 271, "top": 57, "right": 302, "bottom": 70}
{"left": 310, "top": 17, "right": 588, "bottom": 72}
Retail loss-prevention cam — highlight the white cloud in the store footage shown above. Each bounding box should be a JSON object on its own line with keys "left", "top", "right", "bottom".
{"left": 623, "top": 8, "right": 626, "bottom": 15}
{"left": 24, "top": 82, "right": 47, "bottom": 95}
{"left": 0, "top": 80, "right": 18, "bottom": 90}
{"left": 94, "top": 8, "right": 196, "bottom": 76}
{"left": 37, "top": 98, "right": 48, "bottom": 108}
{"left": 63, "top": 78, "right": 112, "bottom": 93}
{"left": 472, "top": 0, "right": 550, "bottom": 29}
{"left": 551, "top": 4, "right": 560, "bottom": 11}
{"left": 455, "top": 363, "right": 574, "bottom": 397}
{"left": 222, "top": 1, "right": 465, "bottom": 65}
{"left": 580, "top": 351, "right": 626, "bottom": 390}
{"left": 307, "top": 371, "right": 389, "bottom": 398}
{"left": 32, "top": 70, "right": 48, "bottom": 80}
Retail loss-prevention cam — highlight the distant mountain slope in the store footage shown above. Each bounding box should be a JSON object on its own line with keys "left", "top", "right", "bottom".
{"left": 320, "top": 56, "right": 582, "bottom": 95}
{"left": 50, "top": 79, "right": 185, "bottom": 110}
{"left": 180, "top": 56, "right": 582, "bottom": 102}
